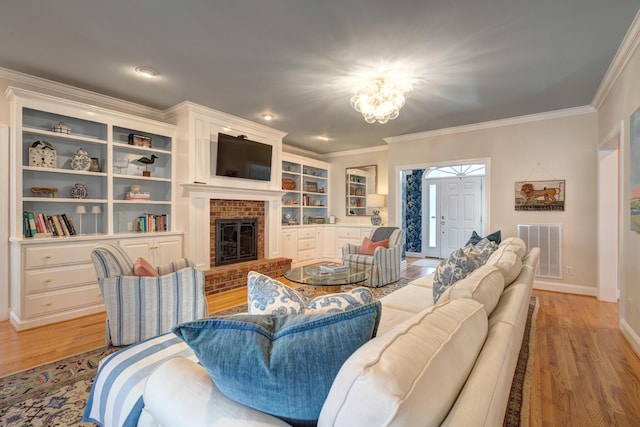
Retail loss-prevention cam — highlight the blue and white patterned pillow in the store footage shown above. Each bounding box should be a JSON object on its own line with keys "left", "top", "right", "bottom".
{"left": 306, "top": 287, "right": 373, "bottom": 314}
{"left": 247, "top": 271, "right": 373, "bottom": 315}
{"left": 473, "top": 238, "right": 498, "bottom": 263}
{"left": 433, "top": 248, "right": 482, "bottom": 303}
{"left": 247, "top": 271, "right": 308, "bottom": 315}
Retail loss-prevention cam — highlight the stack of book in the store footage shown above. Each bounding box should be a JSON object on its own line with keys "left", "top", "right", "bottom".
{"left": 126, "top": 191, "right": 151, "bottom": 201}
{"left": 135, "top": 213, "right": 168, "bottom": 232}
{"left": 319, "top": 263, "right": 348, "bottom": 274}
{"left": 23, "top": 211, "right": 77, "bottom": 237}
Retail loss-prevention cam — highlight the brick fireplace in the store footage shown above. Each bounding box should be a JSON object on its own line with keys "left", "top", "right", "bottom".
{"left": 180, "top": 184, "right": 292, "bottom": 296}
{"left": 210, "top": 200, "right": 265, "bottom": 266}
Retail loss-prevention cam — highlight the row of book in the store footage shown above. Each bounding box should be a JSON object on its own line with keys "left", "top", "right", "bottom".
{"left": 135, "top": 213, "right": 168, "bottom": 233}
{"left": 23, "top": 211, "right": 77, "bottom": 237}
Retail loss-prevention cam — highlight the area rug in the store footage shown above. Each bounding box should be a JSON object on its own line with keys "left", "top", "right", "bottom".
{"left": 411, "top": 258, "right": 441, "bottom": 268}
{"left": 0, "top": 347, "right": 120, "bottom": 426}
{"left": 503, "top": 295, "right": 539, "bottom": 427}
{"left": 0, "top": 285, "right": 539, "bottom": 427}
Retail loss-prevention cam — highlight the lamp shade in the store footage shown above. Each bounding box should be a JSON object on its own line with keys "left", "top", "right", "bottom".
{"left": 75, "top": 205, "right": 87, "bottom": 214}
{"left": 91, "top": 205, "right": 102, "bottom": 214}
{"left": 366, "top": 194, "right": 386, "bottom": 208}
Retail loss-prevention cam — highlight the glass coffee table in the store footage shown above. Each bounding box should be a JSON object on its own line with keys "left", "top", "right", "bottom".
{"left": 284, "top": 264, "right": 368, "bottom": 294}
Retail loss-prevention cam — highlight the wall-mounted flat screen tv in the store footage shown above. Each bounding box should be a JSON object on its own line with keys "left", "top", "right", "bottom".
{"left": 215, "top": 133, "right": 273, "bottom": 181}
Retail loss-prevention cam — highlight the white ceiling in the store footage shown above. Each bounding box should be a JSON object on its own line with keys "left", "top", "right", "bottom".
{"left": 0, "top": 1, "right": 638, "bottom": 153}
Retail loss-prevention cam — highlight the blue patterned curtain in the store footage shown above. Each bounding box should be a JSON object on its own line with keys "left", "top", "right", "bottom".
{"left": 403, "top": 169, "right": 424, "bottom": 253}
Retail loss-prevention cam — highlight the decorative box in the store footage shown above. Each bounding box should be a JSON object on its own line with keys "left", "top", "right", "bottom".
{"left": 29, "top": 140, "right": 57, "bottom": 168}
{"left": 128, "top": 134, "right": 152, "bottom": 148}
{"left": 52, "top": 122, "right": 71, "bottom": 134}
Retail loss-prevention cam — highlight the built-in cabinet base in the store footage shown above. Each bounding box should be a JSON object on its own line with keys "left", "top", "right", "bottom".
{"left": 9, "top": 232, "right": 183, "bottom": 331}
{"left": 282, "top": 224, "right": 376, "bottom": 267}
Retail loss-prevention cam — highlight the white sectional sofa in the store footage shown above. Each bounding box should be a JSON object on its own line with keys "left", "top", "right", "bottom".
{"left": 134, "top": 237, "right": 539, "bottom": 427}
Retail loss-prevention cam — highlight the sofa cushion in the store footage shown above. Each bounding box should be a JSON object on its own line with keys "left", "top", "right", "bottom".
{"left": 318, "top": 299, "right": 488, "bottom": 427}
{"left": 433, "top": 247, "right": 482, "bottom": 303}
{"left": 499, "top": 237, "right": 527, "bottom": 258}
{"left": 380, "top": 284, "right": 435, "bottom": 314}
{"left": 485, "top": 247, "right": 523, "bottom": 286}
{"left": 247, "top": 271, "right": 372, "bottom": 315}
{"left": 173, "top": 302, "right": 382, "bottom": 426}
{"left": 466, "top": 229, "right": 501, "bottom": 246}
{"left": 437, "top": 265, "right": 505, "bottom": 315}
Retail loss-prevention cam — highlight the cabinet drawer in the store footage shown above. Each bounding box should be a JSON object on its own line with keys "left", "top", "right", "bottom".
{"left": 25, "top": 243, "right": 97, "bottom": 269}
{"left": 298, "top": 239, "right": 316, "bottom": 251}
{"left": 297, "top": 228, "right": 316, "bottom": 239}
{"left": 298, "top": 249, "right": 316, "bottom": 262}
{"left": 336, "top": 227, "right": 363, "bottom": 239}
{"left": 24, "top": 264, "right": 97, "bottom": 294}
{"left": 24, "top": 284, "right": 103, "bottom": 318}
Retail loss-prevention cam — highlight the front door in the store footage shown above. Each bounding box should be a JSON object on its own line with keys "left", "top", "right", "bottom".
{"left": 422, "top": 176, "right": 483, "bottom": 259}
{"left": 439, "top": 176, "right": 483, "bottom": 258}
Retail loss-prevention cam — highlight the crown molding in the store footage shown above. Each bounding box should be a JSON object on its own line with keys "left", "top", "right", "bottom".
{"left": 321, "top": 144, "right": 388, "bottom": 159}
{"left": 592, "top": 10, "right": 640, "bottom": 110}
{"left": 384, "top": 105, "right": 595, "bottom": 144}
{"left": 0, "top": 67, "right": 165, "bottom": 120}
{"left": 282, "top": 143, "right": 323, "bottom": 159}
{"left": 164, "top": 101, "right": 287, "bottom": 139}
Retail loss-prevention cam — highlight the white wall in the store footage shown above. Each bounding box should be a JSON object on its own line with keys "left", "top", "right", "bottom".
{"left": 386, "top": 111, "right": 599, "bottom": 294}
{"left": 597, "top": 15, "right": 640, "bottom": 352}
{"left": 323, "top": 146, "right": 389, "bottom": 225}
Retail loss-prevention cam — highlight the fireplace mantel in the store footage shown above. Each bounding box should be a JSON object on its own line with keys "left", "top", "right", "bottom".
{"left": 182, "top": 183, "right": 287, "bottom": 202}
{"left": 181, "top": 183, "right": 286, "bottom": 269}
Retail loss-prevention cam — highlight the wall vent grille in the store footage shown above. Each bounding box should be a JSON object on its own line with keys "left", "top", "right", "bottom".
{"left": 517, "top": 224, "right": 563, "bottom": 279}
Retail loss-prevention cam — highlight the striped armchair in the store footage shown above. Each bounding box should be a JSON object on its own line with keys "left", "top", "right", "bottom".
{"left": 342, "top": 227, "right": 406, "bottom": 288}
{"left": 91, "top": 243, "right": 208, "bottom": 347}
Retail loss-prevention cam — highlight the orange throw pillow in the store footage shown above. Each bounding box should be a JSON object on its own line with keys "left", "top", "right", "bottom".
{"left": 134, "top": 257, "right": 159, "bottom": 277}
{"left": 359, "top": 237, "right": 389, "bottom": 255}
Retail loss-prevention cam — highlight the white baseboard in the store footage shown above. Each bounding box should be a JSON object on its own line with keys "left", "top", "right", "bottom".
{"left": 620, "top": 318, "right": 640, "bottom": 358}
{"left": 533, "top": 279, "right": 597, "bottom": 296}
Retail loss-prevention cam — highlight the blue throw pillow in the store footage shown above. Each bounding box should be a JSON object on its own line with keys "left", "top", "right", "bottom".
{"left": 433, "top": 247, "right": 482, "bottom": 303}
{"left": 466, "top": 230, "right": 502, "bottom": 246}
{"left": 173, "top": 302, "right": 382, "bottom": 426}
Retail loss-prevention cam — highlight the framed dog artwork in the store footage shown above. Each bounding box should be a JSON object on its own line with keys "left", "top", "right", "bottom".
{"left": 515, "top": 180, "right": 565, "bottom": 211}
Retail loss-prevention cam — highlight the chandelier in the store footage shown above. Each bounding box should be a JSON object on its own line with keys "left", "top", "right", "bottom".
{"left": 350, "top": 77, "right": 411, "bottom": 124}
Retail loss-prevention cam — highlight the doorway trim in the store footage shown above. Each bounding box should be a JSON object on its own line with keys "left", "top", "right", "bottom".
{"left": 396, "top": 157, "right": 492, "bottom": 256}
{"left": 597, "top": 121, "right": 622, "bottom": 303}
{"left": 0, "top": 124, "right": 8, "bottom": 321}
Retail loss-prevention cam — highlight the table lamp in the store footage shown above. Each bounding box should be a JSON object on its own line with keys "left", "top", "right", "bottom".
{"left": 75, "top": 205, "right": 86, "bottom": 235}
{"left": 366, "top": 194, "right": 385, "bottom": 226}
{"left": 91, "top": 205, "right": 102, "bottom": 234}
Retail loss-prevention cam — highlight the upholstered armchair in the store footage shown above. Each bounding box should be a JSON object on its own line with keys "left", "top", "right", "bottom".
{"left": 91, "top": 243, "right": 208, "bottom": 346}
{"left": 342, "top": 227, "right": 406, "bottom": 288}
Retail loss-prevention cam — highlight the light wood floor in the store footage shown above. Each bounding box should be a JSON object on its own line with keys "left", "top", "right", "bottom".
{"left": 1, "top": 259, "right": 640, "bottom": 425}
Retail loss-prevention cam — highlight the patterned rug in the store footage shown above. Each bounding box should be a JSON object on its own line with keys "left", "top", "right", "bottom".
{"left": 504, "top": 296, "right": 539, "bottom": 427}
{"left": 0, "top": 282, "right": 538, "bottom": 427}
{"left": 0, "top": 347, "right": 120, "bottom": 426}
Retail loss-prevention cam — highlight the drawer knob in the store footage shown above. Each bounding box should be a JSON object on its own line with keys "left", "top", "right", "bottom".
{"left": 45, "top": 279, "right": 52, "bottom": 284}
{"left": 44, "top": 255, "right": 52, "bottom": 260}
{"left": 45, "top": 302, "right": 52, "bottom": 307}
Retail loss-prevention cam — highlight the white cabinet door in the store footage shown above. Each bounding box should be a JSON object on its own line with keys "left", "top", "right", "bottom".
{"left": 317, "top": 227, "right": 336, "bottom": 259}
{"left": 119, "top": 235, "right": 183, "bottom": 266}
{"left": 282, "top": 230, "right": 298, "bottom": 262}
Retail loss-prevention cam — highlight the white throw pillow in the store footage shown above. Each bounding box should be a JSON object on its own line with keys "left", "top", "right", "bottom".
{"left": 485, "top": 248, "right": 523, "bottom": 286}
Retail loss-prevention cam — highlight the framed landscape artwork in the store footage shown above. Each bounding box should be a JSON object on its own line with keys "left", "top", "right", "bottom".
{"left": 631, "top": 107, "right": 640, "bottom": 232}
{"left": 514, "top": 180, "right": 565, "bottom": 211}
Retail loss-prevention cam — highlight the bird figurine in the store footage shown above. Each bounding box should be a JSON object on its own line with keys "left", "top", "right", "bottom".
{"left": 135, "top": 155, "right": 158, "bottom": 176}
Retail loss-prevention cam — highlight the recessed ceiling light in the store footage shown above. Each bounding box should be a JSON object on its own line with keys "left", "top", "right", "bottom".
{"left": 261, "top": 113, "right": 274, "bottom": 121}
{"left": 135, "top": 66, "right": 159, "bottom": 78}
{"left": 319, "top": 135, "right": 331, "bottom": 141}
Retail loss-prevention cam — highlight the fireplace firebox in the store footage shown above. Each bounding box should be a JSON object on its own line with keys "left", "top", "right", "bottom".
{"left": 215, "top": 219, "right": 258, "bottom": 266}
